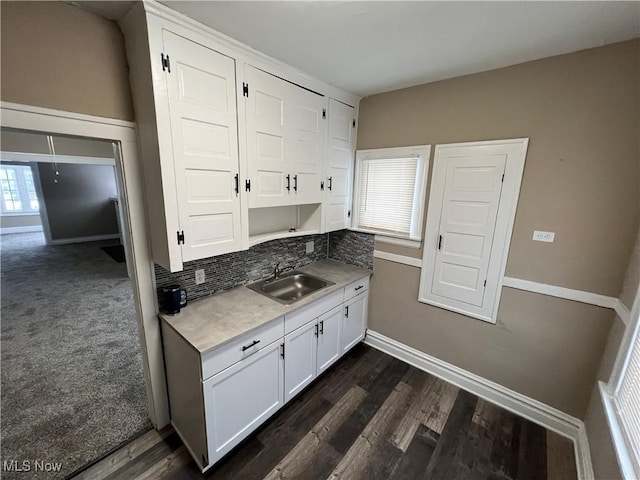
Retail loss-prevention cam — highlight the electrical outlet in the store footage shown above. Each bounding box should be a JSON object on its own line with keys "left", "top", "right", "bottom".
{"left": 306, "top": 241, "right": 314, "bottom": 254}
{"left": 532, "top": 230, "right": 555, "bottom": 243}
{"left": 195, "top": 269, "right": 205, "bottom": 285}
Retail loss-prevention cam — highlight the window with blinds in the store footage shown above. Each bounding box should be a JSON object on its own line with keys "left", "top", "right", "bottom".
{"left": 352, "top": 146, "right": 430, "bottom": 242}
{"left": 614, "top": 320, "right": 640, "bottom": 476}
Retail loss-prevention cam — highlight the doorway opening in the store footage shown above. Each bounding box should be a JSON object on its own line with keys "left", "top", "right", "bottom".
{"left": 0, "top": 128, "right": 151, "bottom": 477}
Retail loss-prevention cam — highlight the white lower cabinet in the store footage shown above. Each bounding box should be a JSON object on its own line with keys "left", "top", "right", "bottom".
{"left": 317, "top": 305, "right": 343, "bottom": 374}
{"left": 203, "top": 340, "right": 284, "bottom": 466}
{"left": 284, "top": 320, "right": 318, "bottom": 402}
{"left": 162, "top": 275, "right": 369, "bottom": 473}
{"left": 342, "top": 293, "right": 368, "bottom": 353}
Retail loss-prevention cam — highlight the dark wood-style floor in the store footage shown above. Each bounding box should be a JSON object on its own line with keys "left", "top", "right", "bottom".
{"left": 73, "top": 344, "right": 578, "bottom": 480}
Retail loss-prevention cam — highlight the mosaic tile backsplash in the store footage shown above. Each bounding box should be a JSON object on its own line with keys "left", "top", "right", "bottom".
{"left": 328, "top": 230, "right": 375, "bottom": 270}
{"left": 155, "top": 230, "right": 374, "bottom": 310}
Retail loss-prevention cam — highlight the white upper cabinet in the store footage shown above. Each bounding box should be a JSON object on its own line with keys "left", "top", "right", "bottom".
{"left": 164, "top": 31, "right": 243, "bottom": 262}
{"left": 324, "top": 99, "right": 356, "bottom": 232}
{"left": 245, "top": 66, "right": 326, "bottom": 208}
{"left": 121, "top": 3, "right": 360, "bottom": 271}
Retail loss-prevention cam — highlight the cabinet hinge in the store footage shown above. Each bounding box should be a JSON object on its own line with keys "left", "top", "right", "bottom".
{"left": 177, "top": 230, "right": 185, "bottom": 245}
{"left": 352, "top": 119, "right": 356, "bottom": 128}
{"left": 242, "top": 82, "right": 249, "bottom": 97}
{"left": 320, "top": 181, "right": 324, "bottom": 191}
{"left": 322, "top": 108, "right": 326, "bottom": 119}
{"left": 245, "top": 179, "right": 251, "bottom": 192}
{"left": 161, "top": 53, "right": 170, "bottom": 73}
{"left": 347, "top": 210, "right": 351, "bottom": 218}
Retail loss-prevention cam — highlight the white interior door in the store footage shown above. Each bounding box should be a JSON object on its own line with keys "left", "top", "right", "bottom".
{"left": 289, "top": 89, "right": 325, "bottom": 205}
{"left": 431, "top": 154, "right": 506, "bottom": 306}
{"left": 324, "top": 99, "right": 355, "bottom": 231}
{"left": 245, "top": 66, "right": 289, "bottom": 208}
{"left": 163, "top": 31, "right": 242, "bottom": 261}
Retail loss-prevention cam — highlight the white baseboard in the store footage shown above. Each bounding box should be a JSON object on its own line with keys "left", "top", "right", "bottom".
{"left": 0, "top": 225, "right": 43, "bottom": 234}
{"left": 48, "top": 233, "right": 120, "bottom": 245}
{"left": 364, "top": 330, "right": 594, "bottom": 480}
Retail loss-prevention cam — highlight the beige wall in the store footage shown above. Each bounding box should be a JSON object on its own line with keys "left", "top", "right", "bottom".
{"left": 0, "top": 214, "right": 41, "bottom": 229}
{"left": 359, "top": 39, "right": 640, "bottom": 417}
{"left": 0, "top": 1, "right": 133, "bottom": 121}
{"left": 583, "top": 315, "right": 626, "bottom": 480}
{"left": 620, "top": 230, "right": 640, "bottom": 309}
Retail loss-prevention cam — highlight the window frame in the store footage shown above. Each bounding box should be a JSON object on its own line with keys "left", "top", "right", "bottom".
{"left": 601, "top": 283, "right": 640, "bottom": 480}
{"left": 0, "top": 164, "right": 40, "bottom": 215}
{"left": 350, "top": 145, "right": 430, "bottom": 246}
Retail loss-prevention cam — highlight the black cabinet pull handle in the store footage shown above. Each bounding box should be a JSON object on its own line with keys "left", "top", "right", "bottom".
{"left": 315, "top": 324, "right": 319, "bottom": 337}
{"left": 328, "top": 176, "right": 333, "bottom": 191}
{"left": 438, "top": 235, "right": 443, "bottom": 250}
{"left": 320, "top": 181, "right": 324, "bottom": 191}
{"left": 242, "top": 340, "right": 260, "bottom": 351}
{"left": 234, "top": 174, "right": 239, "bottom": 195}
{"left": 345, "top": 305, "right": 349, "bottom": 318}
{"left": 286, "top": 174, "right": 291, "bottom": 192}
{"left": 355, "top": 285, "right": 364, "bottom": 291}
{"left": 320, "top": 320, "right": 324, "bottom": 334}
{"left": 280, "top": 343, "right": 285, "bottom": 359}
{"left": 293, "top": 175, "right": 298, "bottom": 192}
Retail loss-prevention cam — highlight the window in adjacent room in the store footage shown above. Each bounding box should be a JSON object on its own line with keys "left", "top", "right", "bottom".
{"left": 351, "top": 145, "right": 430, "bottom": 248}
{"left": 0, "top": 164, "right": 39, "bottom": 214}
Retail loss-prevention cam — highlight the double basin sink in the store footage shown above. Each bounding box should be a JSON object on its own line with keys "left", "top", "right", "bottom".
{"left": 247, "top": 270, "right": 335, "bottom": 305}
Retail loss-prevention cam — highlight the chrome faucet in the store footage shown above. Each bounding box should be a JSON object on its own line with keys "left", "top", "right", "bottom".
{"left": 273, "top": 262, "right": 283, "bottom": 279}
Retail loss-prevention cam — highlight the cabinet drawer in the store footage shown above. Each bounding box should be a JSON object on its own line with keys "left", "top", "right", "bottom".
{"left": 343, "top": 276, "right": 370, "bottom": 302}
{"left": 202, "top": 317, "right": 284, "bottom": 380}
{"left": 285, "top": 289, "right": 343, "bottom": 334}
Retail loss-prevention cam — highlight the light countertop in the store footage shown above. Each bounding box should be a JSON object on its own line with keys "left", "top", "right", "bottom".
{"left": 160, "top": 259, "right": 372, "bottom": 355}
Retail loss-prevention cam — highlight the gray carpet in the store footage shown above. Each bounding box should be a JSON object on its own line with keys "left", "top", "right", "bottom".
{"left": 0, "top": 233, "right": 151, "bottom": 479}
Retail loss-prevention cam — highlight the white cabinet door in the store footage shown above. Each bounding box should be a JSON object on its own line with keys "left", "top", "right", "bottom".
{"left": 316, "top": 305, "right": 343, "bottom": 374}
{"left": 289, "top": 89, "right": 326, "bottom": 206}
{"left": 203, "top": 341, "right": 284, "bottom": 465}
{"left": 245, "top": 66, "right": 290, "bottom": 208}
{"left": 283, "top": 320, "right": 318, "bottom": 402}
{"left": 163, "top": 31, "right": 243, "bottom": 261}
{"left": 324, "top": 99, "right": 356, "bottom": 232}
{"left": 342, "top": 293, "right": 368, "bottom": 353}
{"left": 431, "top": 154, "right": 506, "bottom": 306}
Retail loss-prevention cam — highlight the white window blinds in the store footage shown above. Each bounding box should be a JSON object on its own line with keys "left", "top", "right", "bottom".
{"left": 615, "top": 321, "right": 640, "bottom": 475}
{"left": 356, "top": 157, "right": 418, "bottom": 236}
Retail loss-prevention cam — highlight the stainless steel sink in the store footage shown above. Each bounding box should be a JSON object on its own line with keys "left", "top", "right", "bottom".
{"left": 247, "top": 271, "right": 335, "bottom": 305}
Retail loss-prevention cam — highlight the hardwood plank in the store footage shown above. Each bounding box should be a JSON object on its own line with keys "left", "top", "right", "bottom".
{"left": 488, "top": 406, "right": 520, "bottom": 480}
{"left": 263, "top": 386, "right": 367, "bottom": 480}
{"left": 388, "top": 424, "right": 439, "bottom": 480}
{"left": 546, "top": 430, "right": 578, "bottom": 480}
{"left": 423, "top": 379, "right": 459, "bottom": 435}
{"left": 327, "top": 381, "right": 412, "bottom": 480}
{"left": 517, "top": 418, "right": 548, "bottom": 480}
{"left": 136, "top": 445, "right": 193, "bottom": 480}
{"left": 103, "top": 433, "right": 183, "bottom": 480}
{"left": 390, "top": 374, "right": 456, "bottom": 452}
{"left": 74, "top": 427, "right": 172, "bottom": 480}
{"left": 425, "top": 389, "right": 478, "bottom": 480}
{"left": 328, "top": 358, "right": 410, "bottom": 455}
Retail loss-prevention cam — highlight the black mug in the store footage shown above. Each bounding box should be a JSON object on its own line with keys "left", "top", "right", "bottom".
{"left": 163, "top": 284, "right": 182, "bottom": 315}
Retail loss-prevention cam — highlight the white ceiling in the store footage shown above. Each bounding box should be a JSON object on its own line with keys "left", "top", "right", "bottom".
{"left": 79, "top": 1, "right": 640, "bottom": 97}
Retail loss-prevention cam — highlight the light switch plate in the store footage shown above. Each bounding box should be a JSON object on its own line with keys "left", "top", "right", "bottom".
{"left": 533, "top": 230, "right": 555, "bottom": 243}
{"left": 306, "top": 241, "right": 314, "bottom": 254}
{"left": 195, "top": 269, "right": 205, "bottom": 285}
